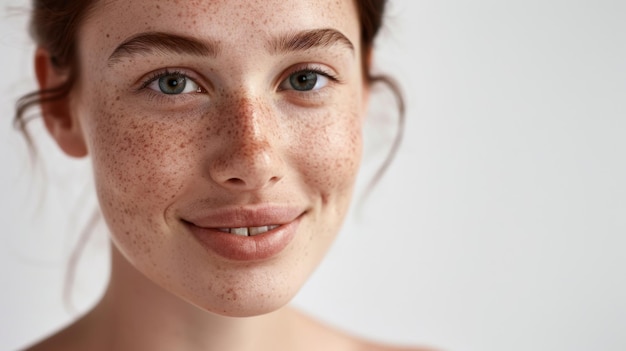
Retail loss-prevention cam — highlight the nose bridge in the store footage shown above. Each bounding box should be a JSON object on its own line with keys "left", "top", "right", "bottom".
{"left": 209, "top": 94, "right": 284, "bottom": 191}
{"left": 233, "top": 95, "right": 269, "bottom": 142}
{"left": 226, "top": 94, "right": 279, "bottom": 157}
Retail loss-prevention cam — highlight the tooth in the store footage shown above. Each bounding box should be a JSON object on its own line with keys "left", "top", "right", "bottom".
{"left": 249, "top": 226, "right": 268, "bottom": 236}
{"left": 230, "top": 227, "right": 249, "bottom": 236}
{"left": 268, "top": 225, "right": 279, "bottom": 230}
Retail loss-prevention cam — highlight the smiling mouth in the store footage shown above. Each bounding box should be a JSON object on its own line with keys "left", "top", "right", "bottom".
{"left": 216, "top": 225, "right": 280, "bottom": 236}
{"left": 182, "top": 205, "right": 305, "bottom": 259}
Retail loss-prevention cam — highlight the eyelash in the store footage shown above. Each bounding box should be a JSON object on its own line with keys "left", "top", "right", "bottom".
{"left": 279, "top": 65, "right": 341, "bottom": 90}
{"left": 139, "top": 69, "right": 203, "bottom": 91}
{"left": 136, "top": 64, "right": 340, "bottom": 102}
{"left": 134, "top": 69, "right": 205, "bottom": 106}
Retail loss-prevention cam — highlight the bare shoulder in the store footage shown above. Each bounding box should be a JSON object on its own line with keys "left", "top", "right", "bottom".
{"left": 286, "top": 307, "right": 440, "bottom": 351}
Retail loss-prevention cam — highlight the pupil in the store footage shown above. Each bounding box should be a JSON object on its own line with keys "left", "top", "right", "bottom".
{"left": 159, "top": 74, "right": 186, "bottom": 94}
{"left": 290, "top": 72, "right": 317, "bottom": 91}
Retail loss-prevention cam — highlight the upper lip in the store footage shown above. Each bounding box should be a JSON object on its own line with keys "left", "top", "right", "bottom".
{"left": 183, "top": 204, "right": 305, "bottom": 228}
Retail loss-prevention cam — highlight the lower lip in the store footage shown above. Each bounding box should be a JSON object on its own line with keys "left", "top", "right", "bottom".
{"left": 185, "top": 216, "right": 302, "bottom": 261}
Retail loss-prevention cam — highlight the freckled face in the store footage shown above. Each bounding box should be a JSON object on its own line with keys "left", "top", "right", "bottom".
{"left": 74, "top": 0, "right": 366, "bottom": 316}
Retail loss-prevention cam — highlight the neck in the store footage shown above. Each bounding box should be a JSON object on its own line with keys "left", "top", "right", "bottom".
{"left": 83, "top": 245, "right": 298, "bottom": 351}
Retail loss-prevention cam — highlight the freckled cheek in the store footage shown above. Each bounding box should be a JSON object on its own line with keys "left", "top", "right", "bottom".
{"left": 84, "top": 103, "right": 199, "bottom": 215}
{"left": 296, "top": 109, "right": 363, "bottom": 196}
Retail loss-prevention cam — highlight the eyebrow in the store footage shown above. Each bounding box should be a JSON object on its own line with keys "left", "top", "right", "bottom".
{"left": 267, "top": 28, "right": 354, "bottom": 55}
{"left": 107, "top": 28, "right": 354, "bottom": 66}
{"left": 107, "top": 32, "right": 219, "bottom": 66}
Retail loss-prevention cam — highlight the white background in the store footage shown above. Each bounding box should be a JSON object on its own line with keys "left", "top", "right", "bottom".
{"left": 1, "top": 1, "right": 625, "bottom": 350}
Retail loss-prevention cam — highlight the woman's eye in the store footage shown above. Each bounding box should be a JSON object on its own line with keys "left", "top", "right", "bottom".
{"left": 147, "top": 72, "right": 202, "bottom": 95}
{"left": 281, "top": 70, "right": 329, "bottom": 91}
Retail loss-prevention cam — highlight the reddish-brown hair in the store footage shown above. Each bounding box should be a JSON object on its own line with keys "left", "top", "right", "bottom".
{"left": 15, "top": 0, "right": 97, "bottom": 147}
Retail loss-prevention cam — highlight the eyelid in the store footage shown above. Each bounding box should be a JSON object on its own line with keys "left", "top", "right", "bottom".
{"left": 137, "top": 68, "right": 209, "bottom": 93}
{"left": 277, "top": 63, "right": 341, "bottom": 91}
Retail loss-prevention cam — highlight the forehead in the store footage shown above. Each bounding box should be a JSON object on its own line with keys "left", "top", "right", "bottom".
{"left": 83, "top": 0, "right": 361, "bottom": 56}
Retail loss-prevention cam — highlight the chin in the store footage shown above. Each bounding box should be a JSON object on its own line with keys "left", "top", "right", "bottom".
{"left": 153, "top": 255, "right": 310, "bottom": 318}
{"left": 202, "top": 298, "right": 291, "bottom": 318}
{"left": 183, "top": 280, "right": 300, "bottom": 318}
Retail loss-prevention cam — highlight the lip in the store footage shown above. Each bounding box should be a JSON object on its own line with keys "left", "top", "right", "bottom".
{"left": 183, "top": 205, "right": 305, "bottom": 261}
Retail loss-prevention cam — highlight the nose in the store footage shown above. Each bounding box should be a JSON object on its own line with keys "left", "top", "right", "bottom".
{"left": 208, "top": 96, "right": 286, "bottom": 191}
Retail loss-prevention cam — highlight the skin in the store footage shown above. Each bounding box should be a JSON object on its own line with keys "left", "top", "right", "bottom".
{"left": 27, "top": 0, "right": 433, "bottom": 350}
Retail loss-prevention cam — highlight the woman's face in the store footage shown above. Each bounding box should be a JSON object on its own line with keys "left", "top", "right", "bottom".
{"left": 72, "top": 0, "right": 366, "bottom": 316}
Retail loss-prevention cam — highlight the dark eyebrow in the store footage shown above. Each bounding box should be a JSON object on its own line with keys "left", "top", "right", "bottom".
{"left": 268, "top": 28, "right": 354, "bottom": 55}
{"left": 107, "top": 32, "right": 219, "bottom": 66}
{"left": 107, "top": 28, "right": 353, "bottom": 67}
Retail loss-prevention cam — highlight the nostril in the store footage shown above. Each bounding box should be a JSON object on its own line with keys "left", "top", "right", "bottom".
{"left": 226, "top": 178, "right": 246, "bottom": 186}
{"left": 208, "top": 141, "right": 286, "bottom": 191}
{"left": 269, "top": 176, "right": 281, "bottom": 184}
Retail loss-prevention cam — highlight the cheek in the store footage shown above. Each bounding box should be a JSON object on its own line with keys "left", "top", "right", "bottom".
{"left": 80, "top": 96, "right": 201, "bottom": 247}
{"left": 287, "top": 106, "right": 363, "bottom": 267}
{"left": 294, "top": 107, "right": 363, "bottom": 201}
{"left": 90, "top": 115, "right": 184, "bottom": 196}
